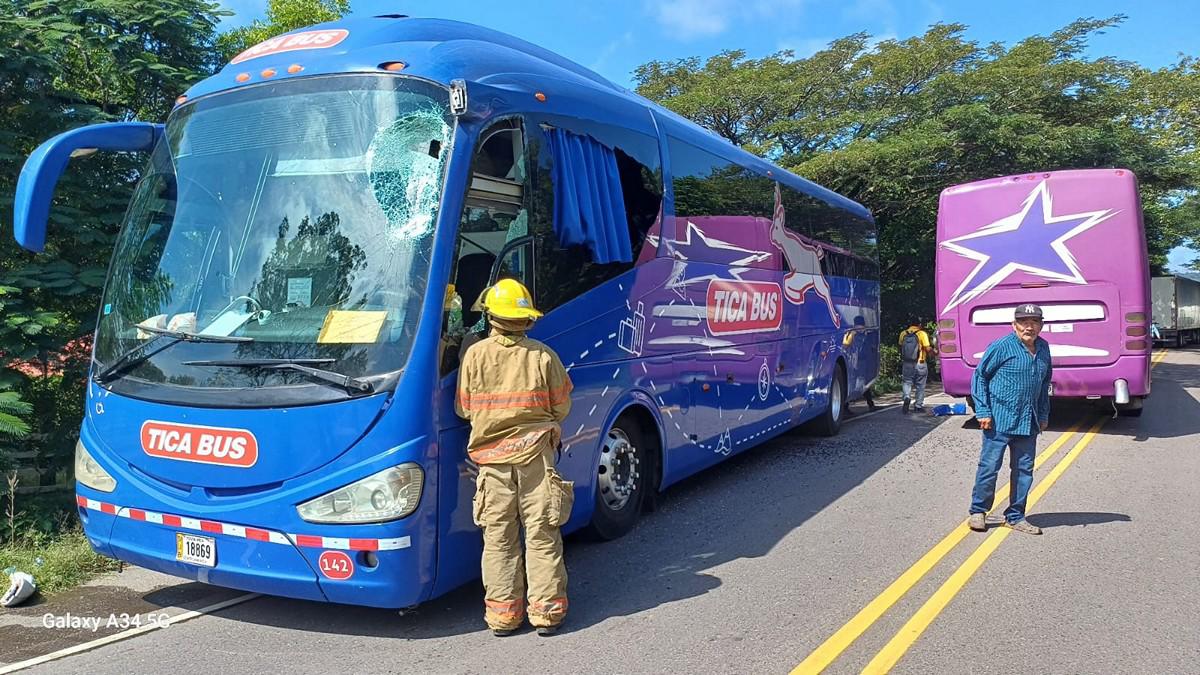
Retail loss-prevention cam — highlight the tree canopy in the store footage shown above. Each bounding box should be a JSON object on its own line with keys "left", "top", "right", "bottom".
{"left": 635, "top": 16, "right": 1200, "bottom": 325}
{"left": 0, "top": 0, "right": 346, "bottom": 478}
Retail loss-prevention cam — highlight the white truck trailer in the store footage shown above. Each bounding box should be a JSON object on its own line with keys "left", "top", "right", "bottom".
{"left": 1151, "top": 274, "right": 1200, "bottom": 347}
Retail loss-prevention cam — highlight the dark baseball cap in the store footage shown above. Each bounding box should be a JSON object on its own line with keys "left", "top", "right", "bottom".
{"left": 1014, "top": 304, "right": 1043, "bottom": 320}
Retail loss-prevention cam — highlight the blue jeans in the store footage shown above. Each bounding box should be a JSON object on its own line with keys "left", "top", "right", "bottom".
{"left": 970, "top": 429, "right": 1036, "bottom": 523}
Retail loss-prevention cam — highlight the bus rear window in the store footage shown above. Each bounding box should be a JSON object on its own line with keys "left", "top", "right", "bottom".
{"left": 971, "top": 303, "right": 1106, "bottom": 324}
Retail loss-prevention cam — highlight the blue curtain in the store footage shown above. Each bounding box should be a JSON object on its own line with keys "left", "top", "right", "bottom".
{"left": 545, "top": 127, "right": 632, "bottom": 264}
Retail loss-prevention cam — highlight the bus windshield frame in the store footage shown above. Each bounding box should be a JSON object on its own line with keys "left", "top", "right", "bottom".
{"left": 92, "top": 74, "right": 456, "bottom": 408}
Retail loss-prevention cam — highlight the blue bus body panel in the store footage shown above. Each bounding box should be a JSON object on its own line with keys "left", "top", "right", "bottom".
{"left": 79, "top": 382, "right": 443, "bottom": 608}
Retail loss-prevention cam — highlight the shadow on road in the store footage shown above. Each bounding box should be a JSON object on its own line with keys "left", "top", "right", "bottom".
{"left": 1026, "top": 512, "right": 1132, "bottom": 528}
{"left": 199, "top": 406, "right": 950, "bottom": 639}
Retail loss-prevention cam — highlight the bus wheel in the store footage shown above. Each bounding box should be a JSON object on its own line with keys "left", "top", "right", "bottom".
{"left": 814, "top": 365, "right": 846, "bottom": 437}
{"left": 586, "top": 418, "right": 647, "bottom": 540}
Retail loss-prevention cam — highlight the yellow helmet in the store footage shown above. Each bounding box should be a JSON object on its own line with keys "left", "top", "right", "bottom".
{"left": 482, "top": 278, "right": 542, "bottom": 320}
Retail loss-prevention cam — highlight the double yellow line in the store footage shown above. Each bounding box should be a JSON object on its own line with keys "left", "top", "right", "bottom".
{"left": 793, "top": 349, "right": 1169, "bottom": 674}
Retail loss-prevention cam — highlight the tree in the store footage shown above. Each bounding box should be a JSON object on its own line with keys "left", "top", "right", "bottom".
{"left": 217, "top": 0, "right": 350, "bottom": 61}
{"left": 0, "top": 0, "right": 225, "bottom": 477}
{"left": 634, "top": 17, "right": 1200, "bottom": 331}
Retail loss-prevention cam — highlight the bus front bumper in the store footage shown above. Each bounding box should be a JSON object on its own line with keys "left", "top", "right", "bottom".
{"left": 76, "top": 489, "right": 429, "bottom": 609}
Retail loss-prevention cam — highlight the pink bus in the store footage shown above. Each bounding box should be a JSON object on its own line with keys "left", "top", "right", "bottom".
{"left": 935, "top": 169, "right": 1151, "bottom": 416}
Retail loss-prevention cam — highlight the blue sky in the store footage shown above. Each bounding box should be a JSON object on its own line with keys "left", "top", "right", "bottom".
{"left": 217, "top": 0, "right": 1200, "bottom": 270}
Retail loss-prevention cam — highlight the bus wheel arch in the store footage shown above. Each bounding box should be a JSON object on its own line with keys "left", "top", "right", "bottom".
{"left": 585, "top": 400, "right": 662, "bottom": 541}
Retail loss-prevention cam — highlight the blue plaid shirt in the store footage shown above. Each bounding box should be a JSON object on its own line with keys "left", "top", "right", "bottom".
{"left": 971, "top": 332, "right": 1052, "bottom": 436}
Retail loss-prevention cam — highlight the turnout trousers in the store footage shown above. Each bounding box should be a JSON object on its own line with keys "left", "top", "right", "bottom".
{"left": 473, "top": 450, "right": 574, "bottom": 630}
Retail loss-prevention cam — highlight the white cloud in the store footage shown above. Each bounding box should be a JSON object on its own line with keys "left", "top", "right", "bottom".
{"left": 590, "top": 31, "right": 637, "bottom": 75}
{"left": 651, "top": 0, "right": 732, "bottom": 37}
{"left": 845, "top": 0, "right": 897, "bottom": 25}
{"left": 650, "top": 0, "right": 806, "bottom": 40}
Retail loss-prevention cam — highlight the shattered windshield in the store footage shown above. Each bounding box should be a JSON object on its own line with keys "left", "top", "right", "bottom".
{"left": 94, "top": 75, "right": 453, "bottom": 402}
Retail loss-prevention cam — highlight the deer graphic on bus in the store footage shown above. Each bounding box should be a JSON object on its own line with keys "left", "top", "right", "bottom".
{"left": 769, "top": 183, "right": 840, "bottom": 327}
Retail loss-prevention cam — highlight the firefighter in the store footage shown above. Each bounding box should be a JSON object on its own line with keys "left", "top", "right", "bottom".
{"left": 455, "top": 278, "right": 574, "bottom": 637}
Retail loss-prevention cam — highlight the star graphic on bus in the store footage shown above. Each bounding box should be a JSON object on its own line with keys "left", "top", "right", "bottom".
{"left": 939, "top": 181, "right": 1117, "bottom": 313}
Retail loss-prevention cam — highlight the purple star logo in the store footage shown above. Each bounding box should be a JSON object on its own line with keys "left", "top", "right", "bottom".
{"left": 940, "top": 181, "right": 1117, "bottom": 313}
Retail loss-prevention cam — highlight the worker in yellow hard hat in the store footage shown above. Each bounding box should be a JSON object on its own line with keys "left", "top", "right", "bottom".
{"left": 455, "top": 278, "right": 574, "bottom": 637}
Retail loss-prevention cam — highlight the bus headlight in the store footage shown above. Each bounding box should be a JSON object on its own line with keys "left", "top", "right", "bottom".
{"left": 75, "top": 440, "right": 116, "bottom": 493}
{"left": 297, "top": 464, "right": 424, "bottom": 524}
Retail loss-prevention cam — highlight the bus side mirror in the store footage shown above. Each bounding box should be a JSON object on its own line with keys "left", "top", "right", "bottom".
{"left": 13, "top": 122, "right": 163, "bottom": 252}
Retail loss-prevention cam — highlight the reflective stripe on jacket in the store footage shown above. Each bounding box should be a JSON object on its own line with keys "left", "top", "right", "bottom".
{"left": 456, "top": 331, "right": 573, "bottom": 466}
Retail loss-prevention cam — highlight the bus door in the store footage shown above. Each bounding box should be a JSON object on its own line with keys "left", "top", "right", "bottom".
{"left": 434, "top": 118, "right": 535, "bottom": 595}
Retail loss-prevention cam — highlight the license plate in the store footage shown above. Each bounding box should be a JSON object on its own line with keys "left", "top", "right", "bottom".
{"left": 176, "top": 533, "right": 216, "bottom": 567}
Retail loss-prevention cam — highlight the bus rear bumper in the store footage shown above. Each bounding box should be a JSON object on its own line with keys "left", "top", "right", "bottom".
{"left": 77, "top": 491, "right": 429, "bottom": 609}
{"left": 939, "top": 355, "right": 1151, "bottom": 399}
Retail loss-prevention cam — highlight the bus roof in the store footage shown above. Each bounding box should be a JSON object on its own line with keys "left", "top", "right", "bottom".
{"left": 181, "top": 15, "right": 872, "bottom": 222}
{"left": 938, "top": 168, "right": 1136, "bottom": 199}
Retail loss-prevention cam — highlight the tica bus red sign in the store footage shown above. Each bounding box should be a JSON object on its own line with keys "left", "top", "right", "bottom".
{"left": 230, "top": 29, "right": 350, "bottom": 65}
{"left": 706, "top": 280, "right": 783, "bottom": 335}
{"left": 141, "top": 421, "right": 259, "bottom": 468}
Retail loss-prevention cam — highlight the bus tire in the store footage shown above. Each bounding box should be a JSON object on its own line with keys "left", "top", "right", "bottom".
{"left": 585, "top": 415, "right": 649, "bottom": 541}
{"left": 814, "top": 364, "right": 846, "bottom": 437}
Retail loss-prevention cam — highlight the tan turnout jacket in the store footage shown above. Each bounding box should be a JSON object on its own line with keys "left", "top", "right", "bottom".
{"left": 456, "top": 331, "right": 573, "bottom": 466}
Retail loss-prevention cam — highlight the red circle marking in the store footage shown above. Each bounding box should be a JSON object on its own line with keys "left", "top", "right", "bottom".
{"left": 318, "top": 550, "right": 355, "bottom": 580}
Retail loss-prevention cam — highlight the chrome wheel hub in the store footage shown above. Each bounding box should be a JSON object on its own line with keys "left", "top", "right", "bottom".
{"left": 597, "top": 428, "right": 639, "bottom": 511}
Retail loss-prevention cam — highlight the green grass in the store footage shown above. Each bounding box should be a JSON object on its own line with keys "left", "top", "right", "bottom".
{"left": 1, "top": 529, "right": 121, "bottom": 596}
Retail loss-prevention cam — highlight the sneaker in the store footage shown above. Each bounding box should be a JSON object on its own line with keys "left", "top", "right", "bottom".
{"left": 1004, "top": 519, "right": 1042, "bottom": 535}
{"left": 867, "top": 400, "right": 878, "bottom": 411}
{"left": 902, "top": 399, "right": 910, "bottom": 414}
{"left": 914, "top": 405, "right": 926, "bottom": 413}
{"left": 536, "top": 625, "right": 560, "bottom": 637}
{"left": 968, "top": 513, "right": 987, "bottom": 531}
{"left": 491, "top": 628, "right": 516, "bottom": 637}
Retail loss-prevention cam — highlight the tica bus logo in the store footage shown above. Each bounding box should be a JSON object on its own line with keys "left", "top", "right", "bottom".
{"left": 140, "top": 421, "right": 259, "bottom": 468}
{"left": 706, "top": 280, "right": 783, "bottom": 335}
{"left": 229, "top": 29, "right": 350, "bottom": 65}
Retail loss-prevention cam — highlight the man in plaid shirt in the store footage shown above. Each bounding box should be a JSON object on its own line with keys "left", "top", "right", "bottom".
{"left": 968, "top": 304, "right": 1053, "bottom": 535}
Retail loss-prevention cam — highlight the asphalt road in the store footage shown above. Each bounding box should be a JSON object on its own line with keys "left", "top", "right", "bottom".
{"left": 4, "top": 349, "right": 1197, "bottom": 674}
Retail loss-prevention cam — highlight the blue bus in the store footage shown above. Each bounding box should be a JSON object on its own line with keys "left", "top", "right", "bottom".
{"left": 12, "top": 17, "right": 879, "bottom": 608}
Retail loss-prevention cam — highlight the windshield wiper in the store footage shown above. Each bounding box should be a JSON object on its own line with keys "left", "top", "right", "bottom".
{"left": 182, "top": 358, "right": 375, "bottom": 394}
{"left": 94, "top": 327, "right": 254, "bottom": 384}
